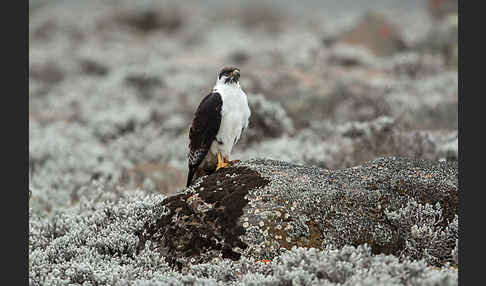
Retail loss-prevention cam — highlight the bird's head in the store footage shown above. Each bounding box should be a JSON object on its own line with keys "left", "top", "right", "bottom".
{"left": 217, "top": 67, "right": 240, "bottom": 85}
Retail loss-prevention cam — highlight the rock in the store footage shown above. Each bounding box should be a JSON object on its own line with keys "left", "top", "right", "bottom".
{"left": 335, "top": 11, "right": 407, "bottom": 57}
{"left": 427, "top": 0, "right": 458, "bottom": 20}
{"left": 138, "top": 157, "right": 458, "bottom": 268}
{"left": 29, "top": 191, "right": 459, "bottom": 285}
{"left": 138, "top": 167, "right": 270, "bottom": 268}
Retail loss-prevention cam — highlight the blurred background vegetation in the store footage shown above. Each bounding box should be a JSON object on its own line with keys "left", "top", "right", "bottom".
{"left": 29, "top": 0, "right": 457, "bottom": 213}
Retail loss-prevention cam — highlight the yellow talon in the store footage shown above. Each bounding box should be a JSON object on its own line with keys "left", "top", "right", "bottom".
{"left": 216, "top": 152, "right": 229, "bottom": 170}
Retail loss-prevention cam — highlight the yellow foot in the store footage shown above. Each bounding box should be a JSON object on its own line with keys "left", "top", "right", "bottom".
{"left": 216, "top": 152, "right": 229, "bottom": 170}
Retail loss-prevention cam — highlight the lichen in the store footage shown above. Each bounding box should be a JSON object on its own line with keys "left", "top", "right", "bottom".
{"left": 137, "top": 167, "right": 270, "bottom": 269}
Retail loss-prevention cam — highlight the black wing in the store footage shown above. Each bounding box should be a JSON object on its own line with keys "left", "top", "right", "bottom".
{"left": 187, "top": 92, "right": 223, "bottom": 187}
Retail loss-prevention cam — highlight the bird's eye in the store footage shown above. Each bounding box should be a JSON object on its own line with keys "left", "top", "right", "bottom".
{"left": 218, "top": 67, "right": 238, "bottom": 79}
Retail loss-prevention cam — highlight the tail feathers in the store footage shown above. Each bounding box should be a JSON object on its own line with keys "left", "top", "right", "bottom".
{"left": 186, "top": 167, "right": 196, "bottom": 187}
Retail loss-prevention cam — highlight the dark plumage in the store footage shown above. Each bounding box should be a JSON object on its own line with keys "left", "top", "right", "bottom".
{"left": 187, "top": 92, "right": 223, "bottom": 187}
{"left": 186, "top": 67, "right": 250, "bottom": 187}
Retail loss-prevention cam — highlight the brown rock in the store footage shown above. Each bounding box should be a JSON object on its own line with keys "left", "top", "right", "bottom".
{"left": 337, "top": 11, "right": 406, "bottom": 57}
{"left": 427, "top": 0, "right": 458, "bottom": 20}
{"left": 138, "top": 157, "right": 458, "bottom": 268}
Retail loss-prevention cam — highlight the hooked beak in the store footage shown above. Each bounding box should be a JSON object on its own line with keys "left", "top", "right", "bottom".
{"left": 223, "top": 68, "right": 241, "bottom": 84}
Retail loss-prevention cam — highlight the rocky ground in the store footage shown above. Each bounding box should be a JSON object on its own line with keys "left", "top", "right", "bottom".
{"left": 29, "top": 0, "right": 458, "bottom": 285}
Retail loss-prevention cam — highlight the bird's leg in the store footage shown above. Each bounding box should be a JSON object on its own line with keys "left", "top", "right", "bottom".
{"left": 223, "top": 156, "right": 240, "bottom": 166}
{"left": 216, "top": 152, "right": 229, "bottom": 170}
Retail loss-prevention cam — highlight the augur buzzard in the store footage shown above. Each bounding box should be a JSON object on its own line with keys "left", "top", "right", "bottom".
{"left": 186, "top": 67, "right": 251, "bottom": 187}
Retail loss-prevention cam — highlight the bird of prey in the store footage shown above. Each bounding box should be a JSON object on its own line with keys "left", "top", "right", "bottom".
{"left": 186, "top": 67, "right": 251, "bottom": 187}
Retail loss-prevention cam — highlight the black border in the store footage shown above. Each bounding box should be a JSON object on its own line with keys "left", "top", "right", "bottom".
{"left": 11, "top": 0, "right": 28, "bottom": 284}
{"left": 25, "top": 1, "right": 463, "bottom": 285}
{"left": 457, "top": 0, "right": 464, "bottom": 284}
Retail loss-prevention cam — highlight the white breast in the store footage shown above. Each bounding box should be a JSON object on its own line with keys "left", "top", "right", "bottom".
{"left": 211, "top": 83, "right": 250, "bottom": 159}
